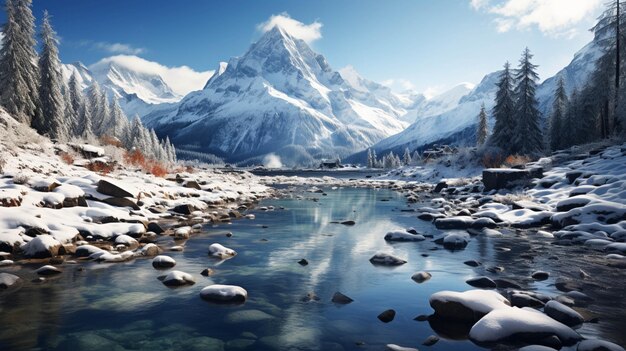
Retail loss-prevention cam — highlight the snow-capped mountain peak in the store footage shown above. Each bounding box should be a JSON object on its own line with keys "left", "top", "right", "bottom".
{"left": 144, "top": 26, "right": 411, "bottom": 166}
{"left": 90, "top": 57, "right": 181, "bottom": 104}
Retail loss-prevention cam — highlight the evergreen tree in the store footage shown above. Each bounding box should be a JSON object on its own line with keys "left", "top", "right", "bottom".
{"left": 549, "top": 77, "right": 568, "bottom": 151}
{"left": 86, "top": 79, "right": 105, "bottom": 135}
{"left": 367, "top": 149, "right": 374, "bottom": 168}
{"left": 37, "top": 10, "right": 67, "bottom": 140}
{"left": 128, "top": 115, "right": 146, "bottom": 150}
{"left": 106, "top": 97, "right": 129, "bottom": 140}
{"left": 592, "top": 0, "right": 626, "bottom": 133}
{"left": 561, "top": 89, "right": 579, "bottom": 147}
{"left": 476, "top": 103, "right": 488, "bottom": 146}
{"left": 67, "top": 73, "right": 83, "bottom": 135}
{"left": 402, "top": 147, "right": 412, "bottom": 165}
{"left": 0, "top": 0, "right": 40, "bottom": 124}
{"left": 76, "top": 95, "right": 94, "bottom": 140}
{"left": 512, "top": 48, "right": 543, "bottom": 156}
{"left": 62, "top": 83, "right": 76, "bottom": 136}
{"left": 489, "top": 62, "right": 516, "bottom": 153}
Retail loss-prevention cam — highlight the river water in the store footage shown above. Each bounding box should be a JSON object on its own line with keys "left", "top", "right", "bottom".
{"left": 0, "top": 186, "right": 623, "bottom": 350}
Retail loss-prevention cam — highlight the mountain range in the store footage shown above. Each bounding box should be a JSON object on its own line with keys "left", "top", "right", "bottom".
{"left": 58, "top": 25, "right": 604, "bottom": 166}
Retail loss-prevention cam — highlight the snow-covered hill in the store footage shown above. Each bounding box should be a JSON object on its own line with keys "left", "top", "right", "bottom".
{"left": 143, "top": 27, "right": 412, "bottom": 166}
{"left": 369, "top": 37, "right": 603, "bottom": 158}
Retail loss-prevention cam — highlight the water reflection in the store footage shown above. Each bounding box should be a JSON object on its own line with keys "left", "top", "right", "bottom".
{"left": 0, "top": 187, "right": 623, "bottom": 350}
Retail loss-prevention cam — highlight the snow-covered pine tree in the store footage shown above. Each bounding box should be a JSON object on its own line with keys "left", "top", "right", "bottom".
{"left": 476, "top": 103, "right": 488, "bottom": 146}
{"left": 149, "top": 129, "right": 161, "bottom": 160}
{"left": 128, "top": 115, "right": 145, "bottom": 150}
{"left": 366, "top": 149, "right": 373, "bottom": 168}
{"left": 403, "top": 147, "right": 412, "bottom": 165}
{"left": 411, "top": 151, "right": 420, "bottom": 164}
{"left": 62, "top": 83, "right": 77, "bottom": 137}
{"left": 549, "top": 77, "right": 568, "bottom": 151}
{"left": 37, "top": 10, "right": 67, "bottom": 140}
{"left": 87, "top": 81, "right": 104, "bottom": 135}
{"left": 164, "top": 136, "right": 175, "bottom": 163}
{"left": 489, "top": 62, "right": 516, "bottom": 153}
{"left": 0, "top": 0, "right": 40, "bottom": 124}
{"left": 77, "top": 96, "right": 95, "bottom": 140}
{"left": 592, "top": 0, "right": 626, "bottom": 134}
{"left": 94, "top": 89, "right": 111, "bottom": 136}
{"left": 67, "top": 73, "right": 83, "bottom": 135}
{"left": 106, "top": 97, "right": 129, "bottom": 140}
{"left": 512, "top": 48, "right": 543, "bottom": 156}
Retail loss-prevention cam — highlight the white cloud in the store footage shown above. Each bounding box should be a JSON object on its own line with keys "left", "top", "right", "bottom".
{"left": 258, "top": 13, "right": 322, "bottom": 44}
{"left": 422, "top": 85, "right": 446, "bottom": 100}
{"left": 471, "top": 0, "right": 603, "bottom": 37}
{"left": 381, "top": 78, "right": 416, "bottom": 92}
{"left": 83, "top": 40, "right": 146, "bottom": 55}
{"left": 89, "top": 55, "right": 214, "bottom": 96}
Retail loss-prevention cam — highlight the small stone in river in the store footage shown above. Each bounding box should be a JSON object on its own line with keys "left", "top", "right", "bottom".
{"left": 544, "top": 300, "right": 584, "bottom": 327}
{"left": 464, "top": 260, "right": 481, "bottom": 267}
{"left": 298, "top": 259, "right": 308, "bottom": 266}
{"left": 200, "top": 284, "right": 247, "bottom": 304}
{"left": 301, "top": 292, "right": 320, "bottom": 302}
{"left": 411, "top": 271, "right": 432, "bottom": 283}
{"left": 370, "top": 253, "right": 407, "bottom": 266}
{"left": 414, "top": 314, "right": 429, "bottom": 321}
{"left": 331, "top": 292, "right": 354, "bottom": 304}
{"left": 170, "top": 245, "right": 184, "bottom": 251}
{"left": 386, "top": 344, "right": 418, "bottom": 351}
{"left": 532, "top": 271, "right": 550, "bottom": 280}
{"left": 340, "top": 220, "right": 356, "bottom": 225}
{"left": 0, "top": 273, "right": 21, "bottom": 289}
{"left": 466, "top": 276, "right": 497, "bottom": 289}
{"left": 494, "top": 278, "right": 521, "bottom": 289}
{"left": 161, "top": 270, "right": 196, "bottom": 287}
{"left": 35, "top": 265, "right": 62, "bottom": 276}
{"left": 152, "top": 255, "right": 176, "bottom": 269}
{"left": 226, "top": 232, "right": 233, "bottom": 237}
{"left": 510, "top": 293, "right": 545, "bottom": 308}
{"left": 201, "top": 268, "right": 214, "bottom": 276}
{"left": 577, "top": 339, "right": 625, "bottom": 351}
{"left": 423, "top": 335, "right": 440, "bottom": 346}
{"left": 486, "top": 266, "right": 505, "bottom": 273}
{"left": 377, "top": 309, "right": 396, "bottom": 323}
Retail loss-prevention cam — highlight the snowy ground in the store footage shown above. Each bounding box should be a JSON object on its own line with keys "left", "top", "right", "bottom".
{"left": 0, "top": 110, "right": 271, "bottom": 263}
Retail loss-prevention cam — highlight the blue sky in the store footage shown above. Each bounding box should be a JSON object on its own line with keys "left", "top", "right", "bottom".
{"left": 1, "top": 0, "right": 605, "bottom": 96}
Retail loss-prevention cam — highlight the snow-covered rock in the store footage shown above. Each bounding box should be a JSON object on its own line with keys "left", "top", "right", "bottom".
{"left": 384, "top": 230, "right": 425, "bottom": 242}
{"left": 200, "top": 284, "right": 247, "bottom": 303}
{"left": 21, "top": 235, "right": 62, "bottom": 258}
{"left": 0, "top": 272, "right": 21, "bottom": 289}
{"left": 208, "top": 243, "right": 237, "bottom": 259}
{"left": 576, "top": 339, "right": 625, "bottom": 351}
{"left": 152, "top": 255, "right": 176, "bottom": 269}
{"left": 114, "top": 234, "right": 138, "bottom": 247}
{"left": 35, "top": 265, "right": 62, "bottom": 276}
{"left": 429, "top": 290, "right": 510, "bottom": 322}
{"left": 469, "top": 307, "right": 582, "bottom": 345}
{"left": 75, "top": 244, "right": 104, "bottom": 257}
{"left": 161, "top": 270, "right": 195, "bottom": 286}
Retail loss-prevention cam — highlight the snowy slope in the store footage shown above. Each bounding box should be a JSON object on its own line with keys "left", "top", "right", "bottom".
{"left": 371, "top": 36, "right": 603, "bottom": 157}
{"left": 400, "top": 82, "right": 475, "bottom": 123}
{"left": 144, "top": 27, "right": 411, "bottom": 166}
